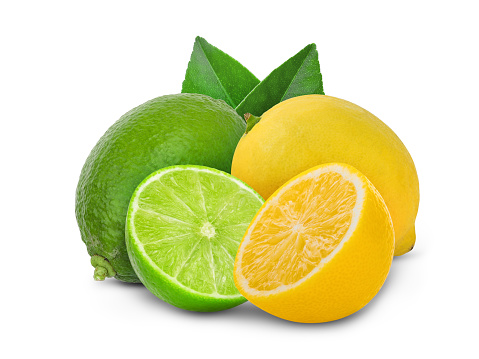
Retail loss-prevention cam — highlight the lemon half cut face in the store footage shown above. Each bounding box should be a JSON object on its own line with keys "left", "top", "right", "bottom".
{"left": 234, "top": 163, "right": 395, "bottom": 323}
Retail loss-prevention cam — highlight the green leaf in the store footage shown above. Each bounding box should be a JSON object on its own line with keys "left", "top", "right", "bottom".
{"left": 236, "top": 44, "right": 324, "bottom": 118}
{"left": 182, "top": 37, "right": 260, "bottom": 108}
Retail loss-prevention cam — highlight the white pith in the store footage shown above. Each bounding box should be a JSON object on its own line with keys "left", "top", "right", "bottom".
{"left": 235, "top": 164, "right": 366, "bottom": 296}
{"left": 129, "top": 165, "right": 263, "bottom": 299}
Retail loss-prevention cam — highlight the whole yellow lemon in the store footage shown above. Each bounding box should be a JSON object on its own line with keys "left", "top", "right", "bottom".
{"left": 231, "top": 95, "right": 419, "bottom": 255}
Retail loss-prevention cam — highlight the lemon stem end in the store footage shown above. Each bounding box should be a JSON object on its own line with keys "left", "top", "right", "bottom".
{"left": 245, "top": 114, "right": 261, "bottom": 134}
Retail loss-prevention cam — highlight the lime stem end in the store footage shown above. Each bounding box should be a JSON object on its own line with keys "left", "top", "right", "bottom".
{"left": 91, "top": 255, "right": 116, "bottom": 281}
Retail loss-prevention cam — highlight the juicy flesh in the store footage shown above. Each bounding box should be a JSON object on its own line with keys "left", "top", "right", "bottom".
{"left": 241, "top": 172, "right": 357, "bottom": 291}
{"left": 133, "top": 169, "right": 261, "bottom": 296}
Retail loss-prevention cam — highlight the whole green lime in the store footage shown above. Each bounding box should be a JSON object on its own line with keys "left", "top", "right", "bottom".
{"left": 75, "top": 93, "right": 246, "bottom": 282}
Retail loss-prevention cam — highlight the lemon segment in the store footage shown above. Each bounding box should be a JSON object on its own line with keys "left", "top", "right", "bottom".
{"left": 234, "top": 163, "right": 394, "bottom": 323}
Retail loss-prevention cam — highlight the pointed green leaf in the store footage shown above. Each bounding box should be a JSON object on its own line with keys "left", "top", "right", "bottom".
{"left": 182, "top": 37, "right": 260, "bottom": 108}
{"left": 236, "top": 44, "right": 324, "bottom": 118}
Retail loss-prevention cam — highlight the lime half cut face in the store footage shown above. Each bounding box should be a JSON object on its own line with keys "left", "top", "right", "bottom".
{"left": 126, "top": 165, "right": 264, "bottom": 312}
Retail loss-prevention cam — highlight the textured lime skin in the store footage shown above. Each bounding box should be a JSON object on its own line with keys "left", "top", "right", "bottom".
{"left": 75, "top": 94, "right": 246, "bottom": 282}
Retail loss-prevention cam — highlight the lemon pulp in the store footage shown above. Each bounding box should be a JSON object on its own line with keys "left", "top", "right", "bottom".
{"left": 241, "top": 171, "right": 359, "bottom": 291}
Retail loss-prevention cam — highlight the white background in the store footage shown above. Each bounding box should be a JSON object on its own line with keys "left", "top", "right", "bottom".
{"left": 1, "top": 1, "right": 478, "bottom": 358}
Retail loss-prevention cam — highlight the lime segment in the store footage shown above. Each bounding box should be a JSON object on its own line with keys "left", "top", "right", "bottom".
{"left": 126, "top": 165, "right": 264, "bottom": 311}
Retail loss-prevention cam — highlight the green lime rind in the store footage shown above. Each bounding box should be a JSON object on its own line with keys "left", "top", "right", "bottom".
{"left": 126, "top": 165, "right": 264, "bottom": 312}
{"left": 75, "top": 93, "right": 245, "bottom": 283}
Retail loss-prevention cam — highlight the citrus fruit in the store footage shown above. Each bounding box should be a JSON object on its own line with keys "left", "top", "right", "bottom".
{"left": 126, "top": 165, "right": 264, "bottom": 311}
{"left": 234, "top": 163, "right": 394, "bottom": 323}
{"left": 231, "top": 94, "right": 419, "bottom": 256}
{"left": 76, "top": 93, "right": 246, "bottom": 282}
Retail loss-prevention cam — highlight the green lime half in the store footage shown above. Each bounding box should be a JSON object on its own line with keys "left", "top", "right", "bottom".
{"left": 126, "top": 165, "right": 264, "bottom": 312}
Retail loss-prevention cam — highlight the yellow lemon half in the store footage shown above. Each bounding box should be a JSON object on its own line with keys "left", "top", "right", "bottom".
{"left": 233, "top": 163, "right": 394, "bottom": 323}
{"left": 231, "top": 95, "right": 419, "bottom": 255}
